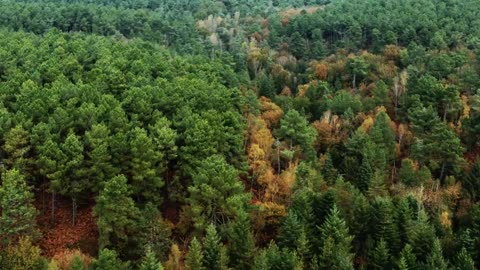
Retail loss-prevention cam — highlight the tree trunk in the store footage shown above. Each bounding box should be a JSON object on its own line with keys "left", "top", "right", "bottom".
{"left": 439, "top": 162, "right": 446, "bottom": 183}
{"left": 352, "top": 73, "right": 356, "bottom": 89}
{"left": 51, "top": 191, "right": 56, "bottom": 225}
{"left": 72, "top": 197, "right": 77, "bottom": 226}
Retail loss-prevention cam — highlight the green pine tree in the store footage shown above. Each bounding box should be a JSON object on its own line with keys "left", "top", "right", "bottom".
{"left": 318, "top": 205, "right": 354, "bottom": 270}
{"left": 454, "top": 247, "right": 475, "bottom": 270}
{"left": 0, "top": 169, "right": 38, "bottom": 246}
{"left": 68, "top": 255, "right": 85, "bottom": 270}
{"left": 228, "top": 212, "right": 255, "bottom": 270}
{"left": 92, "top": 249, "right": 129, "bottom": 270}
{"left": 93, "top": 175, "right": 140, "bottom": 253}
{"left": 426, "top": 239, "right": 447, "bottom": 270}
{"left": 185, "top": 237, "right": 205, "bottom": 270}
{"left": 369, "top": 239, "right": 391, "bottom": 270}
{"left": 203, "top": 224, "right": 228, "bottom": 270}
{"left": 140, "top": 246, "right": 164, "bottom": 270}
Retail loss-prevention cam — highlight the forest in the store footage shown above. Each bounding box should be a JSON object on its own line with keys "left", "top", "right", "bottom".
{"left": 1, "top": 0, "right": 480, "bottom": 269}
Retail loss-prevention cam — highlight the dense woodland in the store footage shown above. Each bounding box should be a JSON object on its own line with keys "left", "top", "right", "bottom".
{"left": 1, "top": 0, "right": 480, "bottom": 269}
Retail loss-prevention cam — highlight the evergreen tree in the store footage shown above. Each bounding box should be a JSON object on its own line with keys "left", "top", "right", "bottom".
{"left": 357, "top": 157, "right": 372, "bottom": 192}
{"left": 3, "top": 125, "right": 31, "bottom": 175}
{"left": 187, "top": 155, "right": 250, "bottom": 231}
{"left": 185, "top": 237, "right": 205, "bottom": 270}
{"left": 68, "top": 255, "right": 85, "bottom": 270}
{"left": 128, "top": 127, "right": 164, "bottom": 203}
{"left": 369, "top": 239, "right": 391, "bottom": 270}
{"left": 464, "top": 160, "right": 480, "bottom": 202}
{"left": 203, "top": 224, "right": 228, "bottom": 270}
{"left": 454, "top": 247, "right": 475, "bottom": 270}
{"left": 92, "top": 249, "right": 129, "bottom": 270}
{"left": 370, "top": 111, "right": 396, "bottom": 164}
{"left": 85, "top": 123, "right": 117, "bottom": 192}
{"left": 322, "top": 152, "right": 338, "bottom": 185}
{"left": 93, "top": 175, "right": 140, "bottom": 253}
{"left": 426, "top": 239, "right": 447, "bottom": 270}
{"left": 0, "top": 169, "right": 38, "bottom": 246}
{"left": 140, "top": 246, "right": 164, "bottom": 270}
{"left": 228, "top": 212, "right": 255, "bottom": 270}
{"left": 398, "top": 159, "right": 417, "bottom": 187}
{"left": 277, "top": 109, "right": 317, "bottom": 160}
{"left": 318, "top": 205, "right": 354, "bottom": 270}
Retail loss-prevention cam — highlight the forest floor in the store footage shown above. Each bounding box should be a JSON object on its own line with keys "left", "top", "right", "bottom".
{"left": 35, "top": 194, "right": 97, "bottom": 258}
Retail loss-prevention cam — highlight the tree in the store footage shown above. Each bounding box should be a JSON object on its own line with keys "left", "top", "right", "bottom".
{"left": 426, "top": 239, "right": 447, "bottom": 270}
{"left": 318, "top": 205, "right": 354, "bottom": 270}
{"left": 370, "top": 111, "right": 396, "bottom": 164}
{"left": 398, "top": 244, "right": 417, "bottom": 270}
{"left": 3, "top": 125, "right": 31, "bottom": 175}
{"left": 463, "top": 160, "right": 480, "bottom": 202}
{"left": 277, "top": 109, "right": 316, "bottom": 160}
{"left": 203, "top": 224, "right": 228, "bottom": 270}
{"left": 128, "top": 127, "right": 164, "bottom": 203}
{"left": 164, "top": 244, "right": 183, "bottom": 270}
{"left": 140, "top": 246, "right": 164, "bottom": 270}
{"left": 2, "top": 237, "right": 48, "bottom": 270}
{"left": 93, "top": 175, "right": 140, "bottom": 253}
{"left": 398, "top": 159, "right": 417, "bottom": 186}
{"left": 91, "top": 249, "right": 129, "bottom": 270}
{"left": 347, "top": 56, "right": 368, "bottom": 89}
{"left": 0, "top": 169, "right": 38, "bottom": 246}
{"left": 454, "top": 248, "right": 475, "bottom": 270}
{"left": 53, "top": 132, "right": 88, "bottom": 225}
{"left": 369, "top": 239, "right": 391, "bottom": 270}
{"left": 85, "top": 124, "right": 117, "bottom": 192}
{"left": 228, "top": 212, "right": 255, "bottom": 270}
{"left": 185, "top": 237, "right": 204, "bottom": 270}
{"left": 187, "top": 155, "right": 250, "bottom": 231}
{"left": 68, "top": 255, "right": 85, "bottom": 270}
{"left": 357, "top": 157, "right": 372, "bottom": 192}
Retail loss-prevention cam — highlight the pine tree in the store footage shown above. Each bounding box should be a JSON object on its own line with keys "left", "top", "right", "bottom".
{"left": 93, "top": 175, "right": 140, "bottom": 252}
{"left": 187, "top": 155, "right": 250, "bottom": 231}
{"left": 228, "top": 212, "right": 255, "bottom": 270}
{"left": 85, "top": 123, "right": 117, "bottom": 192}
{"left": 277, "top": 109, "right": 317, "bottom": 160}
{"left": 92, "top": 249, "right": 129, "bottom": 270}
{"left": 203, "top": 224, "right": 228, "bottom": 270}
{"left": 164, "top": 244, "right": 182, "bottom": 270}
{"left": 398, "top": 159, "right": 417, "bottom": 187}
{"left": 454, "top": 247, "right": 475, "bottom": 270}
{"left": 370, "top": 111, "right": 396, "bottom": 164}
{"left": 357, "top": 157, "right": 372, "bottom": 192}
{"left": 68, "top": 255, "right": 85, "bottom": 270}
{"left": 409, "top": 210, "right": 436, "bottom": 263}
{"left": 426, "top": 239, "right": 447, "bottom": 270}
{"left": 3, "top": 125, "right": 31, "bottom": 175}
{"left": 368, "top": 197, "right": 401, "bottom": 254}
{"left": 318, "top": 205, "right": 354, "bottom": 270}
{"left": 0, "top": 169, "right": 38, "bottom": 246}
{"left": 322, "top": 152, "right": 338, "bottom": 185}
{"left": 369, "top": 239, "right": 391, "bottom": 270}
{"left": 140, "top": 246, "right": 164, "bottom": 270}
{"left": 185, "top": 237, "right": 204, "bottom": 270}
{"left": 128, "top": 127, "right": 164, "bottom": 203}
{"left": 464, "top": 160, "right": 480, "bottom": 202}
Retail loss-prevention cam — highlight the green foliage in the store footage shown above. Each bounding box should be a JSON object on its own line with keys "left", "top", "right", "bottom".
{"left": 68, "top": 255, "right": 85, "bottom": 270}
{"left": 277, "top": 109, "right": 317, "bottom": 160}
{"left": 139, "top": 246, "right": 164, "bottom": 270}
{"left": 203, "top": 224, "right": 228, "bottom": 270}
{"left": 318, "top": 205, "right": 354, "bottom": 270}
{"left": 0, "top": 169, "right": 38, "bottom": 245}
{"left": 93, "top": 175, "right": 140, "bottom": 253}
{"left": 228, "top": 213, "right": 255, "bottom": 270}
{"left": 187, "top": 155, "right": 250, "bottom": 231}
{"left": 185, "top": 237, "right": 205, "bottom": 270}
{"left": 91, "top": 249, "right": 129, "bottom": 270}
